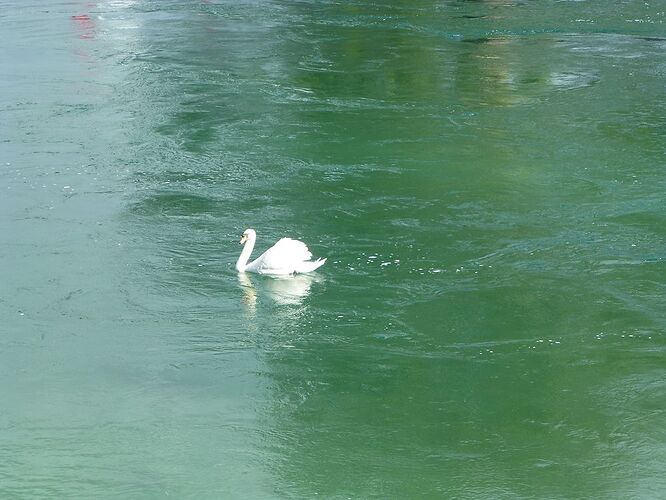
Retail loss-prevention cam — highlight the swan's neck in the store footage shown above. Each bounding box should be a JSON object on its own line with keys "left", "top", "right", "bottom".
{"left": 236, "top": 235, "right": 255, "bottom": 272}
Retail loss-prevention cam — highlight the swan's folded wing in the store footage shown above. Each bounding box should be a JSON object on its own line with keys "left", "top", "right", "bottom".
{"left": 255, "top": 238, "right": 313, "bottom": 274}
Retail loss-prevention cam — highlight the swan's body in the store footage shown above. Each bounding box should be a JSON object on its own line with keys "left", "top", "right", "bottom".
{"left": 236, "top": 229, "right": 326, "bottom": 275}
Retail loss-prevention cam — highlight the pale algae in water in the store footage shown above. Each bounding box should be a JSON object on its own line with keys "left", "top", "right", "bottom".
{"left": 1, "top": 0, "right": 665, "bottom": 498}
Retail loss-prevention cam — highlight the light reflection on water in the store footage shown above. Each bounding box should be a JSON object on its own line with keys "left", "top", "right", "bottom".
{"left": 239, "top": 272, "right": 317, "bottom": 308}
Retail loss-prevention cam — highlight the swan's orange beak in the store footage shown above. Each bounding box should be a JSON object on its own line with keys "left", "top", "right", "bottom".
{"left": 240, "top": 234, "right": 248, "bottom": 245}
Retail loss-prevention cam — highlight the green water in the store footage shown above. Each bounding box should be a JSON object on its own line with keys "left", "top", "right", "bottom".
{"left": 2, "top": 0, "right": 665, "bottom": 497}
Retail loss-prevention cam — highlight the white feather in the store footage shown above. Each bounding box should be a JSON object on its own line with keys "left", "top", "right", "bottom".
{"left": 236, "top": 229, "right": 326, "bottom": 275}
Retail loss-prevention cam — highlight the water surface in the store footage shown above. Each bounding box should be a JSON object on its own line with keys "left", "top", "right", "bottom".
{"left": 2, "top": 0, "right": 665, "bottom": 497}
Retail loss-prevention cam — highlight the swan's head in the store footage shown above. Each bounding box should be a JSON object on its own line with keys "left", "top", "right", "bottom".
{"left": 239, "top": 228, "right": 256, "bottom": 245}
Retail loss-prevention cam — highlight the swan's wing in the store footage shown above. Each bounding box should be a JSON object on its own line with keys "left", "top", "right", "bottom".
{"left": 249, "top": 238, "right": 313, "bottom": 274}
{"left": 294, "top": 257, "right": 326, "bottom": 273}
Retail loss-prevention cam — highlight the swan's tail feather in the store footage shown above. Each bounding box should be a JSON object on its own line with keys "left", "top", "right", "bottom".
{"left": 295, "top": 258, "right": 326, "bottom": 274}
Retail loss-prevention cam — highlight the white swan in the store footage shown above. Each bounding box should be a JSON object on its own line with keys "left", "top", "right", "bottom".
{"left": 236, "top": 228, "right": 326, "bottom": 275}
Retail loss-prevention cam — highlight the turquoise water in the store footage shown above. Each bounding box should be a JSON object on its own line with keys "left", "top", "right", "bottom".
{"left": 2, "top": 1, "right": 665, "bottom": 497}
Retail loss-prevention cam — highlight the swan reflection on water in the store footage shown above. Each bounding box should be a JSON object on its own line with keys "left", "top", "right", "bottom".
{"left": 238, "top": 272, "right": 319, "bottom": 308}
